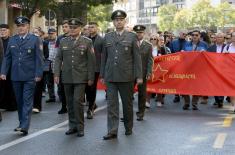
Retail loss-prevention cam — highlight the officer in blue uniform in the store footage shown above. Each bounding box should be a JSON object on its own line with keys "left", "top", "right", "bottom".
{"left": 0, "top": 16, "right": 44, "bottom": 135}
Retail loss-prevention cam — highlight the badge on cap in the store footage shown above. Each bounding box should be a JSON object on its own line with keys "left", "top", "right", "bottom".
{"left": 137, "top": 26, "right": 141, "bottom": 30}
{"left": 117, "top": 11, "right": 121, "bottom": 16}
{"left": 71, "top": 20, "right": 76, "bottom": 25}
{"left": 18, "top": 18, "right": 23, "bottom": 23}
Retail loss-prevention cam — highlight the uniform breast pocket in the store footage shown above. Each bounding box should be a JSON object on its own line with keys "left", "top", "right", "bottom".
{"left": 121, "top": 41, "right": 132, "bottom": 52}
{"left": 25, "top": 47, "right": 34, "bottom": 55}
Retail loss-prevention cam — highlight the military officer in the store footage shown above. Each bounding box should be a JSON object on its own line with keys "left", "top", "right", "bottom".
{"left": 0, "top": 16, "right": 44, "bottom": 135}
{"left": 54, "top": 18, "right": 96, "bottom": 137}
{"left": 100, "top": 10, "right": 143, "bottom": 140}
{"left": 133, "top": 25, "right": 153, "bottom": 121}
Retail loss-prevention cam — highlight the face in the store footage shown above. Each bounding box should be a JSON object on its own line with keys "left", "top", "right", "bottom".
{"left": 113, "top": 18, "right": 126, "bottom": 30}
{"left": 191, "top": 32, "right": 200, "bottom": 42}
{"left": 150, "top": 36, "right": 158, "bottom": 45}
{"left": 231, "top": 32, "right": 235, "bottom": 43}
{"left": 69, "top": 25, "right": 82, "bottom": 37}
{"left": 136, "top": 31, "right": 144, "bottom": 40}
{"left": 16, "top": 24, "right": 29, "bottom": 35}
{"left": 88, "top": 24, "right": 98, "bottom": 35}
{"left": 0, "top": 28, "right": 10, "bottom": 38}
{"left": 216, "top": 34, "right": 224, "bottom": 44}
{"left": 179, "top": 32, "right": 186, "bottom": 39}
{"left": 158, "top": 36, "right": 165, "bottom": 46}
{"left": 210, "top": 34, "right": 216, "bottom": 43}
{"left": 83, "top": 25, "right": 90, "bottom": 37}
{"left": 62, "top": 23, "right": 70, "bottom": 34}
{"left": 225, "top": 34, "right": 231, "bottom": 44}
{"left": 33, "top": 28, "right": 40, "bottom": 37}
{"left": 48, "top": 32, "right": 57, "bottom": 40}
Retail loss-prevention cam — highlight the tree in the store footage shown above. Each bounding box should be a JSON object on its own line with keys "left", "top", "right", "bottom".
{"left": 173, "top": 8, "right": 192, "bottom": 30}
{"left": 190, "top": 0, "right": 218, "bottom": 29}
{"left": 87, "top": 4, "right": 113, "bottom": 31}
{"left": 8, "top": 0, "right": 57, "bottom": 19}
{"left": 53, "top": 0, "right": 114, "bottom": 24}
{"left": 157, "top": 4, "right": 178, "bottom": 31}
{"left": 216, "top": 2, "right": 235, "bottom": 28}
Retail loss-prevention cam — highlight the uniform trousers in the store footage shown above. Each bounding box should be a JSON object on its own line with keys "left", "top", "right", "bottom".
{"left": 106, "top": 82, "right": 134, "bottom": 135}
{"left": 64, "top": 84, "right": 86, "bottom": 132}
{"left": 12, "top": 81, "right": 35, "bottom": 130}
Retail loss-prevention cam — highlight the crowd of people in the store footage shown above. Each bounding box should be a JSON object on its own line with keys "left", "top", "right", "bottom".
{"left": 0, "top": 9, "right": 235, "bottom": 140}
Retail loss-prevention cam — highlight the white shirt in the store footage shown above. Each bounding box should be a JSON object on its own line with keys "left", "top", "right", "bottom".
{"left": 224, "top": 43, "right": 235, "bottom": 53}
{"left": 216, "top": 44, "right": 223, "bottom": 53}
{"left": 152, "top": 47, "right": 158, "bottom": 57}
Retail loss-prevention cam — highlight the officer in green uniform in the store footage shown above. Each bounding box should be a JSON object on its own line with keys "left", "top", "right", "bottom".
{"left": 54, "top": 18, "right": 95, "bottom": 137}
{"left": 133, "top": 25, "right": 153, "bottom": 121}
{"left": 100, "top": 10, "right": 143, "bottom": 140}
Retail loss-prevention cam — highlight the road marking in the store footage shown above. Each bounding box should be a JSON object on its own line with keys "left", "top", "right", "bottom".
{"left": 0, "top": 105, "right": 107, "bottom": 152}
{"left": 223, "top": 114, "right": 233, "bottom": 127}
{"left": 213, "top": 133, "right": 227, "bottom": 149}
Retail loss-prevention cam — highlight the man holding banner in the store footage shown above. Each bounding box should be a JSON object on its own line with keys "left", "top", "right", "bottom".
{"left": 182, "top": 30, "right": 208, "bottom": 110}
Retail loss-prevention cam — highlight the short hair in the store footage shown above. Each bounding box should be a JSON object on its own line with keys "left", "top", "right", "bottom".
{"left": 191, "top": 30, "right": 201, "bottom": 34}
{"left": 88, "top": 21, "right": 98, "bottom": 26}
{"left": 62, "top": 20, "right": 69, "bottom": 25}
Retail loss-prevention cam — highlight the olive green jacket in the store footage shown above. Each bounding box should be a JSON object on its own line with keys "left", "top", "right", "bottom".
{"left": 54, "top": 36, "right": 96, "bottom": 84}
{"left": 100, "top": 30, "right": 142, "bottom": 82}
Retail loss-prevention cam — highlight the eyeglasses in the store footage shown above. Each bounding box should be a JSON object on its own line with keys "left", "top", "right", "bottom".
{"left": 150, "top": 38, "right": 157, "bottom": 40}
{"left": 225, "top": 37, "right": 231, "bottom": 39}
{"left": 191, "top": 34, "right": 199, "bottom": 37}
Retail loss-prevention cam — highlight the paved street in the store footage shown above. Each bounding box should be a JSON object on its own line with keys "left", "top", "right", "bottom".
{"left": 0, "top": 91, "right": 235, "bottom": 155}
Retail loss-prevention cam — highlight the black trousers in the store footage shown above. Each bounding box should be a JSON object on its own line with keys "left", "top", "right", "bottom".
{"left": 85, "top": 72, "right": 99, "bottom": 110}
{"left": 57, "top": 72, "right": 66, "bottom": 110}
{"left": 0, "top": 77, "right": 17, "bottom": 111}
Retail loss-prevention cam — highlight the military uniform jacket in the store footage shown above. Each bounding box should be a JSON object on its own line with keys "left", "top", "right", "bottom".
{"left": 54, "top": 36, "right": 96, "bottom": 84}
{"left": 100, "top": 30, "right": 142, "bottom": 82}
{"left": 0, "top": 38, "right": 3, "bottom": 69}
{"left": 92, "top": 34, "right": 104, "bottom": 73}
{"left": 1, "top": 33, "right": 44, "bottom": 81}
{"left": 139, "top": 40, "right": 153, "bottom": 78}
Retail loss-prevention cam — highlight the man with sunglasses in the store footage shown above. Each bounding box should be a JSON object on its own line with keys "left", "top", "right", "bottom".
{"left": 182, "top": 30, "right": 208, "bottom": 110}
{"left": 54, "top": 18, "right": 95, "bottom": 137}
{"left": 133, "top": 25, "right": 153, "bottom": 121}
{"left": 100, "top": 10, "right": 143, "bottom": 140}
{"left": 0, "top": 16, "right": 44, "bottom": 135}
{"left": 170, "top": 30, "right": 189, "bottom": 103}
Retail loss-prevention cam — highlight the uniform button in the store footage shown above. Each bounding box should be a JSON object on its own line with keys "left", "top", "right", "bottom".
{"left": 115, "top": 57, "right": 117, "bottom": 59}
{"left": 72, "top": 60, "right": 74, "bottom": 63}
{"left": 116, "top": 50, "right": 118, "bottom": 53}
{"left": 114, "top": 62, "right": 117, "bottom": 65}
{"left": 72, "top": 55, "right": 74, "bottom": 58}
{"left": 19, "top": 58, "right": 21, "bottom": 60}
{"left": 20, "top": 53, "right": 22, "bottom": 55}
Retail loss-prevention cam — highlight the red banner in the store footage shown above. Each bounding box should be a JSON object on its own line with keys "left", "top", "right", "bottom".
{"left": 98, "top": 52, "right": 235, "bottom": 96}
{"left": 147, "top": 52, "right": 235, "bottom": 96}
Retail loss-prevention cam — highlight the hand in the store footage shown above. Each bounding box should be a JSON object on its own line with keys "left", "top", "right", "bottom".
{"left": 136, "top": 78, "right": 143, "bottom": 85}
{"left": 88, "top": 80, "right": 94, "bottom": 86}
{"left": 0, "top": 75, "right": 6, "bottom": 80}
{"left": 35, "top": 77, "right": 42, "bottom": 82}
{"left": 146, "top": 75, "right": 151, "bottom": 80}
{"left": 100, "top": 78, "right": 105, "bottom": 84}
{"left": 54, "top": 76, "right": 60, "bottom": 84}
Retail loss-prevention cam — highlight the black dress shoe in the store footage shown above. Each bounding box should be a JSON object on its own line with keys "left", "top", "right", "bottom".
{"left": 14, "top": 127, "right": 21, "bottom": 132}
{"left": 65, "top": 129, "right": 78, "bottom": 135}
{"left": 58, "top": 108, "right": 67, "bottom": 114}
{"left": 120, "top": 118, "right": 124, "bottom": 122}
{"left": 137, "top": 117, "right": 143, "bottom": 121}
{"left": 125, "top": 130, "right": 132, "bottom": 135}
{"left": 218, "top": 103, "right": 223, "bottom": 108}
{"left": 103, "top": 133, "right": 117, "bottom": 140}
{"left": 183, "top": 104, "right": 189, "bottom": 110}
{"left": 192, "top": 104, "right": 198, "bottom": 110}
{"left": 77, "top": 131, "right": 84, "bottom": 137}
{"left": 87, "top": 110, "right": 93, "bottom": 119}
{"left": 213, "top": 102, "right": 218, "bottom": 106}
{"left": 20, "top": 129, "right": 28, "bottom": 136}
{"left": 46, "top": 99, "right": 56, "bottom": 103}
{"left": 173, "top": 96, "right": 180, "bottom": 103}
